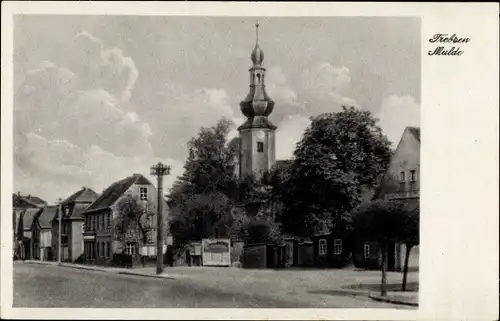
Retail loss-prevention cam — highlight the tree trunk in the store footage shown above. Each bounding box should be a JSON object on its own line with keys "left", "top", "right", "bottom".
{"left": 380, "top": 242, "right": 388, "bottom": 296}
{"left": 401, "top": 244, "right": 413, "bottom": 291}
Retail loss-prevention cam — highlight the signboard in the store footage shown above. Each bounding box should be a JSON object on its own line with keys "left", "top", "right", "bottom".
{"left": 190, "top": 242, "right": 202, "bottom": 256}
{"left": 202, "top": 239, "right": 231, "bottom": 266}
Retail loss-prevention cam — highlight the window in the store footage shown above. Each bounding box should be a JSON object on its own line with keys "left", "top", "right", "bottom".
{"left": 96, "top": 215, "right": 100, "bottom": 231}
{"left": 140, "top": 187, "right": 148, "bottom": 201}
{"left": 148, "top": 215, "right": 155, "bottom": 229}
{"left": 257, "top": 142, "right": 264, "bottom": 153}
{"left": 125, "top": 243, "right": 136, "bottom": 255}
{"left": 318, "top": 239, "right": 327, "bottom": 256}
{"left": 364, "top": 243, "right": 371, "bottom": 259}
{"left": 410, "top": 170, "right": 416, "bottom": 182}
{"left": 101, "top": 242, "right": 105, "bottom": 258}
{"left": 107, "top": 213, "right": 111, "bottom": 231}
{"left": 334, "top": 239, "right": 342, "bottom": 255}
{"left": 107, "top": 242, "right": 111, "bottom": 258}
{"left": 400, "top": 171, "right": 406, "bottom": 182}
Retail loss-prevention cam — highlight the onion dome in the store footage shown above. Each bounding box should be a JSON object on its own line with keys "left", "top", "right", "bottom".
{"left": 238, "top": 22, "right": 276, "bottom": 130}
{"left": 251, "top": 43, "right": 264, "bottom": 66}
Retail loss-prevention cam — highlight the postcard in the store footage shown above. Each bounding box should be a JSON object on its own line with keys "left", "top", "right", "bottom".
{"left": 1, "top": 2, "right": 498, "bottom": 320}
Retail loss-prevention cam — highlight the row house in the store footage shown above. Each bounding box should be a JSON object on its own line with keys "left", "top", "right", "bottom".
{"left": 355, "top": 126, "right": 421, "bottom": 271}
{"left": 52, "top": 187, "right": 99, "bottom": 262}
{"left": 17, "top": 207, "right": 42, "bottom": 259}
{"left": 82, "top": 174, "right": 169, "bottom": 266}
{"left": 32, "top": 206, "right": 57, "bottom": 261}
{"left": 13, "top": 193, "right": 46, "bottom": 257}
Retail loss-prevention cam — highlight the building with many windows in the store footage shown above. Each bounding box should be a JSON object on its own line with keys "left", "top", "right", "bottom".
{"left": 82, "top": 174, "right": 169, "bottom": 266}
{"left": 52, "top": 187, "right": 99, "bottom": 262}
{"left": 354, "top": 126, "right": 420, "bottom": 271}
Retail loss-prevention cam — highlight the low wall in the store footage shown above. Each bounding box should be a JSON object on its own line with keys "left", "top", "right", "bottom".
{"left": 242, "top": 244, "right": 267, "bottom": 269}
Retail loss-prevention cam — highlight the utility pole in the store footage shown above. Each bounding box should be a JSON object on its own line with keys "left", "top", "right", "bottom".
{"left": 57, "top": 198, "right": 63, "bottom": 265}
{"left": 150, "top": 162, "right": 170, "bottom": 275}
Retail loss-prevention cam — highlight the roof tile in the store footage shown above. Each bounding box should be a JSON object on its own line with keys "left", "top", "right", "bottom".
{"left": 84, "top": 174, "right": 151, "bottom": 213}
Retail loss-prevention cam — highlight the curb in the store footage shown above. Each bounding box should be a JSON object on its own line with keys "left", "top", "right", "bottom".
{"left": 60, "top": 263, "right": 110, "bottom": 273}
{"left": 117, "top": 271, "right": 175, "bottom": 280}
{"left": 23, "top": 260, "right": 110, "bottom": 273}
{"left": 21, "top": 260, "right": 174, "bottom": 280}
{"left": 368, "top": 293, "right": 418, "bottom": 307}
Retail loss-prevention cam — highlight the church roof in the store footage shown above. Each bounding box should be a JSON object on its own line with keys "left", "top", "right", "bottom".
{"left": 237, "top": 116, "right": 277, "bottom": 131}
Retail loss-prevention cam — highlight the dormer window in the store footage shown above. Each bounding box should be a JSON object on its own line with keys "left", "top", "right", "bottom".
{"left": 257, "top": 142, "right": 264, "bottom": 153}
{"left": 140, "top": 187, "right": 148, "bottom": 201}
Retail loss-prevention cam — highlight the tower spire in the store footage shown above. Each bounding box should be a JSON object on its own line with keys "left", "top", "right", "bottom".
{"left": 255, "top": 21, "right": 259, "bottom": 45}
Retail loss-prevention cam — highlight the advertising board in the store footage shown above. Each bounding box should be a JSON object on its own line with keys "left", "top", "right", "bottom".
{"left": 201, "top": 238, "right": 231, "bottom": 266}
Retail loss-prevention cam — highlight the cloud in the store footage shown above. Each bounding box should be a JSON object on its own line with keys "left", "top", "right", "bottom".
{"left": 67, "top": 30, "right": 139, "bottom": 104}
{"left": 150, "top": 86, "right": 247, "bottom": 159}
{"left": 13, "top": 31, "right": 173, "bottom": 202}
{"left": 14, "top": 132, "right": 184, "bottom": 203}
{"left": 266, "top": 62, "right": 359, "bottom": 160}
{"left": 376, "top": 95, "right": 420, "bottom": 145}
{"left": 266, "top": 66, "right": 298, "bottom": 106}
{"left": 299, "top": 62, "right": 359, "bottom": 115}
{"left": 276, "top": 115, "right": 311, "bottom": 160}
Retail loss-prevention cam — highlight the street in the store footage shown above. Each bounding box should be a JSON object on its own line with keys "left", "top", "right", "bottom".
{"left": 13, "top": 262, "right": 414, "bottom": 308}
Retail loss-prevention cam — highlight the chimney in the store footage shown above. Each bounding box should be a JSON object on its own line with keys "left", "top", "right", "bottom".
{"left": 17, "top": 191, "right": 20, "bottom": 197}
{"left": 28, "top": 194, "right": 31, "bottom": 199}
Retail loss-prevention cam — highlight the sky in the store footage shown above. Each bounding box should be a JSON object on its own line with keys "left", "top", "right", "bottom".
{"left": 13, "top": 16, "right": 421, "bottom": 203}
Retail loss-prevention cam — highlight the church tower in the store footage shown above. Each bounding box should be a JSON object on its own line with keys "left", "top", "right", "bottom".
{"left": 238, "top": 22, "right": 277, "bottom": 181}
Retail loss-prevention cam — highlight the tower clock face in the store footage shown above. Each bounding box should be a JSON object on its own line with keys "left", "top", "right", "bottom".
{"left": 256, "top": 131, "right": 265, "bottom": 140}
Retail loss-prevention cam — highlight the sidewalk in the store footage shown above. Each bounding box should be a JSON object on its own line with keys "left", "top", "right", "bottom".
{"left": 21, "top": 260, "right": 175, "bottom": 280}
{"left": 369, "top": 291, "right": 418, "bottom": 307}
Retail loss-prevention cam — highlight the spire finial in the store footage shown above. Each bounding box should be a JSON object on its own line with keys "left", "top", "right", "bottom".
{"left": 255, "top": 21, "right": 260, "bottom": 44}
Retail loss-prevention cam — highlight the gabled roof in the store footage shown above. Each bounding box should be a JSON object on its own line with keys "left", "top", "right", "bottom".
{"left": 407, "top": 127, "right": 420, "bottom": 143}
{"left": 36, "top": 206, "right": 58, "bottom": 229}
{"left": 71, "top": 203, "right": 91, "bottom": 220}
{"left": 13, "top": 193, "right": 47, "bottom": 208}
{"left": 61, "top": 187, "right": 99, "bottom": 205}
{"left": 84, "top": 174, "right": 152, "bottom": 213}
{"left": 23, "top": 208, "right": 43, "bottom": 230}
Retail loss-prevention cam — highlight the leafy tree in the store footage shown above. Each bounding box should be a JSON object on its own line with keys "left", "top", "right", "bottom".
{"left": 352, "top": 199, "right": 409, "bottom": 296}
{"left": 374, "top": 172, "right": 420, "bottom": 291}
{"left": 240, "top": 213, "right": 282, "bottom": 245}
{"left": 281, "top": 106, "right": 392, "bottom": 236}
{"left": 169, "top": 192, "right": 238, "bottom": 245}
{"left": 400, "top": 205, "right": 419, "bottom": 291}
{"left": 114, "top": 195, "right": 155, "bottom": 258}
